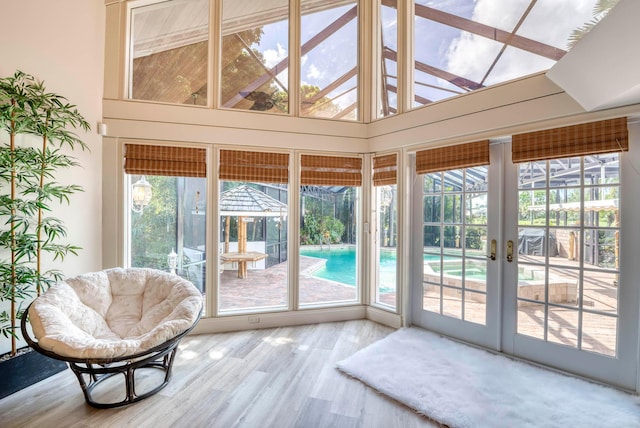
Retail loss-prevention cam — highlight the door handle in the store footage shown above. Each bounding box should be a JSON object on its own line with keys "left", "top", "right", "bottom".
{"left": 487, "top": 239, "right": 496, "bottom": 260}
{"left": 506, "top": 240, "right": 514, "bottom": 263}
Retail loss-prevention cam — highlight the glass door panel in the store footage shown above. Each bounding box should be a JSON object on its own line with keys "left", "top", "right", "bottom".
{"left": 413, "top": 156, "right": 499, "bottom": 350}
{"left": 504, "top": 146, "right": 638, "bottom": 390}
{"left": 515, "top": 154, "right": 620, "bottom": 357}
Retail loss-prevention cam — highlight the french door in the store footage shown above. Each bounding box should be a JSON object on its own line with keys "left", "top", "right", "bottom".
{"left": 412, "top": 141, "right": 639, "bottom": 390}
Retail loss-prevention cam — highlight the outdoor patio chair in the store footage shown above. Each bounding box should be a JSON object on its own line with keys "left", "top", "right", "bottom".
{"left": 21, "top": 267, "right": 202, "bottom": 408}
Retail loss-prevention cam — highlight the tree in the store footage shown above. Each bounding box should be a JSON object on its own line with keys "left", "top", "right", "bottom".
{"left": 567, "top": 0, "right": 620, "bottom": 48}
{"left": 131, "top": 176, "right": 177, "bottom": 270}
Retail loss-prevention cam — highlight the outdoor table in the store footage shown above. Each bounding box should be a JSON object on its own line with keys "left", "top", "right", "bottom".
{"left": 220, "top": 251, "right": 267, "bottom": 278}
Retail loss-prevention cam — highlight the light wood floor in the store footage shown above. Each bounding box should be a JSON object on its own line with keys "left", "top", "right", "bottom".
{"left": 0, "top": 320, "right": 440, "bottom": 428}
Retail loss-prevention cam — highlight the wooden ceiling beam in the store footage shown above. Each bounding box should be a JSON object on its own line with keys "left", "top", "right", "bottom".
{"left": 383, "top": 48, "right": 482, "bottom": 91}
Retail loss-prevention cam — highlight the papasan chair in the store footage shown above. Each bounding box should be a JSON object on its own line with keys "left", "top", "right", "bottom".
{"left": 21, "top": 267, "right": 202, "bottom": 408}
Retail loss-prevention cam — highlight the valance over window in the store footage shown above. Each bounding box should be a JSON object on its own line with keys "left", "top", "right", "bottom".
{"left": 512, "top": 117, "right": 628, "bottom": 163}
{"left": 219, "top": 150, "right": 289, "bottom": 183}
{"left": 373, "top": 153, "right": 397, "bottom": 186}
{"left": 301, "top": 155, "right": 362, "bottom": 186}
{"left": 416, "top": 140, "right": 490, "bottom": 175}
{"left": 124, "top": 144, "right": 207, "bottom": 177}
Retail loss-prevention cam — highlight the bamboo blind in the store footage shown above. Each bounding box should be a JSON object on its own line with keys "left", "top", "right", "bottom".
{"left": 373, "top": 153, "right": 397, "bottom": 186}
{"left": 219, "top": 150, "right": 289, "bottom": 183}
{"left": 124, "top": 144, "right": 207, "bottom": 177}
{"left": 416, "top": 140, "right": 490, "bottom": 175}
{"left": 512, "top": 117, "right": 628, "bottom": 163}
{"left": 301, "top": 154, "right": 362, "bottom": 186}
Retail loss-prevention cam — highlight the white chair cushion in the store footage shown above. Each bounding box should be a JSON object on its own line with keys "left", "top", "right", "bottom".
{"left": 29, "top": 268, "right": 202, "bottom": 360}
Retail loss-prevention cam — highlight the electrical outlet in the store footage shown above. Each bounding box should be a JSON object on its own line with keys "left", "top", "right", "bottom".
{"left": 248, "top": 315, "right": 260, "bottom": 324}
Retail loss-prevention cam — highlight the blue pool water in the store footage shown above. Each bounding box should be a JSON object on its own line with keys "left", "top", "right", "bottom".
{"left": 299, "top": 248, "right": 485, "bottom": 292}
{"left": 300, "top": 246, "right": 397, "bottom": 292}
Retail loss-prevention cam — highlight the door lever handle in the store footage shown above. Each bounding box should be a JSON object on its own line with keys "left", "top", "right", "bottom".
{"left": 487, "top": 239, "right": 496, "bottom": 260}
{"left": 507, "top": 240, "right": 514, "bottom": 263}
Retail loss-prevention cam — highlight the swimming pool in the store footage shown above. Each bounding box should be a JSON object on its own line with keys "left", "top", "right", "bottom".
{"left": 300, "top": 246, "right": 398, "bottom": 292}
{"left": 300, "top": 246, "right": 488, "bottom": 291}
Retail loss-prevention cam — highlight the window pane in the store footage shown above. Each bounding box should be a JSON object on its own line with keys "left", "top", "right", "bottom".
{"left": 443, "top": 194, "right": 462, "bottom": 223}
{"left": 422, "top": 166, "right": 487, "bottom": 325}
{"left": 129, "top": 0, "right": 209, "bottom": 105}
{"left": 518, "top": 190, "right": 547, "bottom": 226}
{"left": 516, "top": 153, "right": 620, "bottom": 357}
{"left": 549, "top": 157, "right": 581, "bottom": 187}
{"left": 376, "top": 185, "right": 397, "bottom": 310}
{"left": 464, "top": 291, "right": 486, "bottom": 325}
{"left": 519, "top": 161, "right": 547, "bottom": 189}
{"left": 517, "top": 302, "right": 546, "bottom": 340}
{"left": 221, "top": 0, "right": 289, "bottom": 113}
{"left": 129, "top": 175, "right": 207, "bottom": 294}
{"left": 378, "top": 0, "right": 398, "bottom": 118}
{"left": 465, "top": 193, "right": 487, "bottom": 224}
{"left": 582, "top": 312, "right": 617, "bottom": 357}
{"left": 442, "top": 287, "right": 462, "bottom": 319}
{"left": 299, "top": 186, "right": 358, "bottom": 305}
{"left": 300, "top": 1, "right": 358, "bottom": 120}
{"left": 546, "top": 306, "right": 579, "bottom": 349}
{"left": 219, "top": 182, "right": 288, "bottom": 312}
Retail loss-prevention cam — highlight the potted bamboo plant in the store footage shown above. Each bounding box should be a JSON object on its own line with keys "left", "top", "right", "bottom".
{"left": 0, "top": 70, "right": 89, "bottom": 398}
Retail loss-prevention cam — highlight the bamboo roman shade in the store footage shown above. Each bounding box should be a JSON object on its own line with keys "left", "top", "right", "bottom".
{"left": 219, "top": 150, "right": 289, "bottom": 183}
{"left": 512, "top": 117, "right": 628, "bottom": 163}
{"left": 416, "top": 140, "right": 490, "bottom": 175}
{"left": 301, "top": 155, "right": 362, "bottom": 186}
{"left": 124, "top": 144, "right": 206, "bottom": 177}
{"left": 373, "top": 153, "right": 397, "bottom": 186}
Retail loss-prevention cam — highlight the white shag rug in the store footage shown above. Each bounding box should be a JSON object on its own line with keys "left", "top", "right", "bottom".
{"left": 337, "top": 327, "right": 640, "bottom": 428}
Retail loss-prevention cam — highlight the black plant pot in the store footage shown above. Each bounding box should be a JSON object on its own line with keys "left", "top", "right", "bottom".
{"left": 0, "top": 347, "right": 68, "bottom": 399}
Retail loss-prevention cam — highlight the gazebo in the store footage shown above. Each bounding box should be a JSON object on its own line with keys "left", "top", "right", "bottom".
{"left": 220, "top": 185, "right": 287, "bottom": 278}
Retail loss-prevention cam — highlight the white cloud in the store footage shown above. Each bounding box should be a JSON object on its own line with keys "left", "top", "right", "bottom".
{"left": 263, "top": 43, "right": 289, "bottom": 85}
{"left": 307, "top": 64, "right": 324, "bottom": 80}
{"left": 263, "top": 43, "right": 288, "bottom": 68}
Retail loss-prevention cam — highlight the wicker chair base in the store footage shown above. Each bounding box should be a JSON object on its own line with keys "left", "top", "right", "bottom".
{"left": 21, "top": 304, "right": 200, "bottom": 409}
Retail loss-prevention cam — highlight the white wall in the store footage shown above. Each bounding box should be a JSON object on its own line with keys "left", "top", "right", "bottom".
{"left": 0, "top": 0, "right": 105, "bottom": 354}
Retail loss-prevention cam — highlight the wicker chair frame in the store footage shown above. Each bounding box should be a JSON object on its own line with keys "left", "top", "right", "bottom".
{"left": 21, "top": 303, "right": 201, "bottom": 409}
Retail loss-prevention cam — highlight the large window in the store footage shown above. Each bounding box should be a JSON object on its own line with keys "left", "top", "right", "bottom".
{"left": 221, "top": 0, "right": 289, "bottom": 113}
{"left": 125, "top": 144, "right": 207, "bottom": 295}
{"left": 218, "top": 150, "right": 289, "bottom": 313}
{"left": 299, "top": 155, "right": 361, "bottom": 306}
{"left": 124, "top": 0, "right": 608, "bottom": 119}
{"left": 299, "top": 0, "right": 359, "bottom": 120}
{"left": 129, "top": 0, "right": 209, "bottom": 105}
{"left": 373, "top": 154, "right": 398, "bottom": 310}
{"left": 378, "top": 0, "right": 398, "bottom": 118}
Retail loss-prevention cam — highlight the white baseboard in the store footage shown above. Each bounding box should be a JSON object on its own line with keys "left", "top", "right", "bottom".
{"left": 191, "top": 305, "right": 367, "bottom": 335}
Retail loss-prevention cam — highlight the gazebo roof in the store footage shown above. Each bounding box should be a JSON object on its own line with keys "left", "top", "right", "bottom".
{"left": 220, "top": 185, "right": 287, "bottom": 217}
